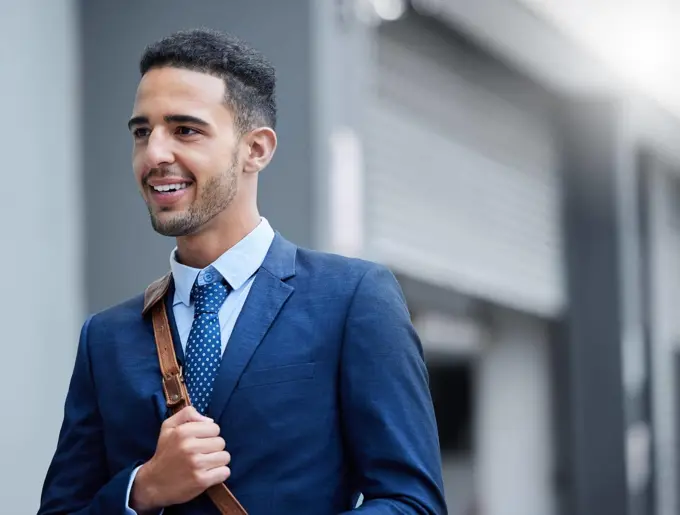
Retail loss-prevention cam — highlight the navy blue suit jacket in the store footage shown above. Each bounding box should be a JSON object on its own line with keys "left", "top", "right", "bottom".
{"left": 39, "top": 234, "right": 447, "bottom": 514}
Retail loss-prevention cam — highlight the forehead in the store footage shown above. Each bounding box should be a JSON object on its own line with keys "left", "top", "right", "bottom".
{"left": 133, "top": 66, "right": 228, "bottom": 116}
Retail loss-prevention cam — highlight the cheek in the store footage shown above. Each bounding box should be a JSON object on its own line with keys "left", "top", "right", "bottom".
{"left": 132, "top": 152, "right": 146, "bottom": 184}
{"left": 180, "top": 150, "right": 220, "bottom": 180}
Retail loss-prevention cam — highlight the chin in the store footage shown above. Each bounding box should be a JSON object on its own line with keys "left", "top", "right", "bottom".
{"left": 151, "top": 211, "right": 205, "bottom": 238}
{"left": 151, "top": 221, "right": 189, "bottom": 238}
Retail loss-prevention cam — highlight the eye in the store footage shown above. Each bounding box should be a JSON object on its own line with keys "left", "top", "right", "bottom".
{"left": 132, "top": 128, "right": 150, "bottom": 139}
{"left": 176, "top": 126, "right": 199, "bottom": 136}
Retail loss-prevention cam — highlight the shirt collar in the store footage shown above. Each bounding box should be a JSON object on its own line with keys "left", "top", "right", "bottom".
{"left": 169, "top": 217, "right": 275, "bottom": 307}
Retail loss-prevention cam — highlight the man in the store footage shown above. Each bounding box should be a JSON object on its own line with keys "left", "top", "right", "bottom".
{"left": 39, "top": 28, "right": 447, "bottom": 515}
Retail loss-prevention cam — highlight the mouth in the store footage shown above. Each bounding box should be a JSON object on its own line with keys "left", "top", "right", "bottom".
{"left": 146, "top": 181, "right": 193, "bottom": 207}
{"left": 150, "top": 182, "right": 190, "bottom": 193}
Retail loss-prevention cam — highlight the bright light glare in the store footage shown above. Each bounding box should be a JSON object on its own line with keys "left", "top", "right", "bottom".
{"left": 372, "top": 0, "right": 406, "bottom": 21}
{"left": 519, "top": 1, "right": 680, "bottom": 106}
{"left": 598, "top": 10, "right": 670, "bottom": 83}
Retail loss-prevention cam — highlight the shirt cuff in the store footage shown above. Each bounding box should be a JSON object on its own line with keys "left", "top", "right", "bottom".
{"left": 125, "top": 465, "right": 164, "bottom": 515}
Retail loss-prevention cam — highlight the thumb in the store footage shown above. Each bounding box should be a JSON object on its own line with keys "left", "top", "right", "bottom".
{"left": 165, "top": 406, "right": 212, "bottom": 428}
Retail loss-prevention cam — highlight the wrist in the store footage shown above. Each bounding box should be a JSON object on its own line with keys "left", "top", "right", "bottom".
{"left": 131, "top": 462, "right": 161, "bottom": 513}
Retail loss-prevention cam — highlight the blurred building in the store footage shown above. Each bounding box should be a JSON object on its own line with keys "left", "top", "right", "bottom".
{"left": 6, "top": 1, "right": 680, "bottom": 515}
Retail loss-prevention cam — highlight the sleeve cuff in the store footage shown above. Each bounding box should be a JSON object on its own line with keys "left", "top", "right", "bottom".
{"left": 124, "top": 465, "right": 164, "bottom": 515}
{"left": 124, "top": 466, "right": 143, "bottom": 514}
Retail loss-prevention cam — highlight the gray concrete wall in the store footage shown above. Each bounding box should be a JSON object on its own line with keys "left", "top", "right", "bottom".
{"left": 81, "top": 0, "right": 317, "bottom": 312}
{"left": 474, "top": 309, "right": 556, "bottom": 515}
{"left": 645, "top": 158, "right": 680, "bottom": 515}
{"left": 557, "top": 98, "right": 634, "bottom": 515}
{"left": 0, "top": 1, "right": 83, "bottom": 513}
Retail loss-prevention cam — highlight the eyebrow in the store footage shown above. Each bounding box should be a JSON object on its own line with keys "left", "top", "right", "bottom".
{"left": 127, "top": 114, "right": 211, "bottom": 131}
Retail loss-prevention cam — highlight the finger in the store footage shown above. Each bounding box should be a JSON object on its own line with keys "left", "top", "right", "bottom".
{"left": 164, "top": 406, "right": 212, "bottom": 428}
{"left": 199, "top": 466, "right": 231, "bottom": 488}
{"left": 176, "top": 421, "right": 221, "bottom": 440}
{"left": 192, "top": 436, "right": 226, "bottom": 454}
{"left": 197, "top": 451, "right": 231, "bottom": 470}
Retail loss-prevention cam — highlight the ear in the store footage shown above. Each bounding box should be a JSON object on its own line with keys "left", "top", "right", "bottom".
{"left": 242, "top": 127, "right": 277, "bottom": 174}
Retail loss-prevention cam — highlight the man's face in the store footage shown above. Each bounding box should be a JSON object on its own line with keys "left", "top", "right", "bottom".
{"left": 129, "top": 67, "right": 241, "bottom": 237}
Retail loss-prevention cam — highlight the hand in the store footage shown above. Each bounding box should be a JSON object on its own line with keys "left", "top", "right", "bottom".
{"left": 130, "top": 406, "right": 231, "bottom": 512}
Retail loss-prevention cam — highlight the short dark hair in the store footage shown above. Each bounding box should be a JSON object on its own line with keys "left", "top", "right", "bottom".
{"left": 140, "top": 28, "right": 277, "bottom": 132}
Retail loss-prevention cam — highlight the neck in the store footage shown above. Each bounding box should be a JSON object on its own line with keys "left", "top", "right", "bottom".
{"left": 175, "top": 207, "right": 261, "bottom": 269}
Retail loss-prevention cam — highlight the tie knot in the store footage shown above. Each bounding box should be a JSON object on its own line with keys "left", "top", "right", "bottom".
{"left": 191, "top": 280, "right": 228, "bottom": 314}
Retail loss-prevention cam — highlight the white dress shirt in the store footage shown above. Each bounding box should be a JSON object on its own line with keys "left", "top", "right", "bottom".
{"left": 170, "top": 217, "right": 275, "bottom": 355}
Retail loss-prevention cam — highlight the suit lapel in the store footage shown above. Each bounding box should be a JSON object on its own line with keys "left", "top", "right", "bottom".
{"left": 163, "top": 280, "right": 185, "bottom": 365}
{"left": 208, "top": 233, "right": 297, "bottom": 422}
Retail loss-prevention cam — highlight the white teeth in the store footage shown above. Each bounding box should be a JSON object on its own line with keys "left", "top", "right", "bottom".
{"left": 152, "top": 183, "right": 188, "bottom": 192}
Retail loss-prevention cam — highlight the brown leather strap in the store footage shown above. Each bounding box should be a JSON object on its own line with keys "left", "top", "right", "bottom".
{"left": 145, "top": 275, "right": 247, "bottom": 515}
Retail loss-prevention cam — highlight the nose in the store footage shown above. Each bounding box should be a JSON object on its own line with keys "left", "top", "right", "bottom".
{"left": 143, "top": 129, "right": 175, "bottom": 169}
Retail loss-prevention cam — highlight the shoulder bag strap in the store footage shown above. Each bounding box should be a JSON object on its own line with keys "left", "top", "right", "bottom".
{"left": 144, "top": 274, "right": 247, "bottom": 515}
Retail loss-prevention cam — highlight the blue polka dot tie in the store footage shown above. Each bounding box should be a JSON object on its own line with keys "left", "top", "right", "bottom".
{"left": 184, "top": 273, "right": 229, "bottom": 415}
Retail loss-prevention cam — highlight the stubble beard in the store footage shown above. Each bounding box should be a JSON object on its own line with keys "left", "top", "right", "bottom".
{"left": 148, "top": 161, "right": 239, "bottom": 238}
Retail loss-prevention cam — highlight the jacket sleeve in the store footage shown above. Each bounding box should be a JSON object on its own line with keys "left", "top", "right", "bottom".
{"left": 39, "top": 315, "right": 143, "bottom": 515}
{"left": 339, "top": 265, "right": 448, "bottom": 515}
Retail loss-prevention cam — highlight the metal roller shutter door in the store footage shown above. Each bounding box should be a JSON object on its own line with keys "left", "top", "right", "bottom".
{"left": 363, "top": 26, "right": 565, "bottom": 316}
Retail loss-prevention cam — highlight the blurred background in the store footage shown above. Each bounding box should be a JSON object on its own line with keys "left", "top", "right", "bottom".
{"left": 4, "top": 0, "right": 680, "bottom": 514}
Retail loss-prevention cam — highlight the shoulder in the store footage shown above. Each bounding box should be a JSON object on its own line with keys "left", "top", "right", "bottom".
{"left": 291, "top": 246, "right": 406, "bottom": 310}
{"left": 86, "top": 291, "right": 147, "bottom": 333}
{"left": 71, "top": 292, "right": 149, "bottom": 365}
{"left": 293, "top": 246, "right": 392, "bottom": 287}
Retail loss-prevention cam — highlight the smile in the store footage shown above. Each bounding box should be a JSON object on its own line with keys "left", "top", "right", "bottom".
{"left": 151, "top": 183, "right": 189, "bottom": 193}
